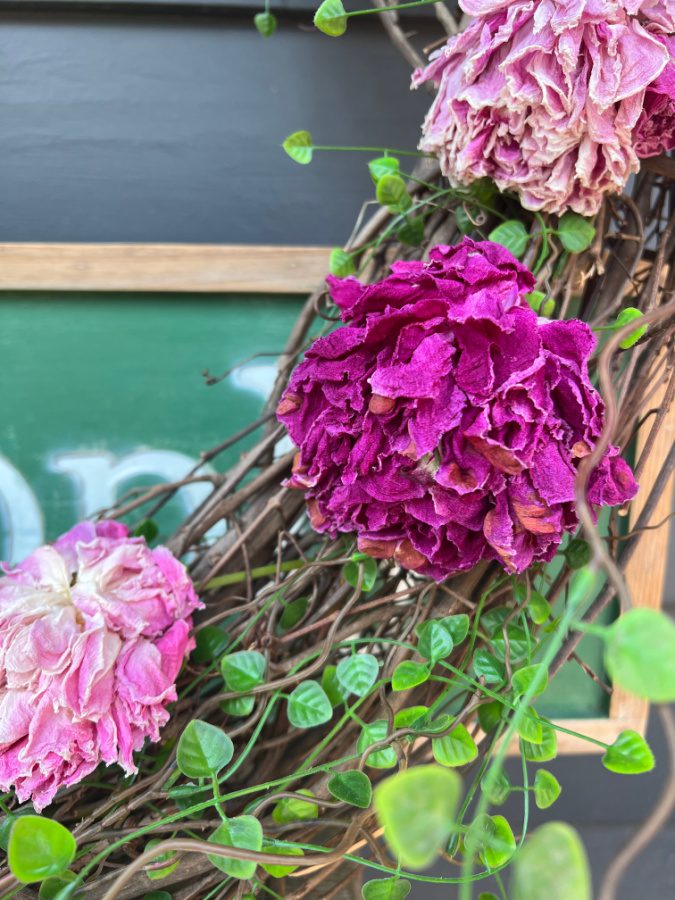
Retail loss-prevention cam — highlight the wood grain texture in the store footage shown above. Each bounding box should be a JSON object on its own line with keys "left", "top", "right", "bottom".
{"left": 0, "top": 244, "right": 332, "bottom": 293}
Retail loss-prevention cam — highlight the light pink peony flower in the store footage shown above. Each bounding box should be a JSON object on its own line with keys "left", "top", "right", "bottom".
{"left": 0, "top": 522, "right": 201, "bottom": 811}
{"left": 413, "top": 0, "right": 675, "bottom": 215}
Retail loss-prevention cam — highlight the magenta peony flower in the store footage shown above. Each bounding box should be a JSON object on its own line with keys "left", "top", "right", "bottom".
{"left": 413, "top": 0, "right": 675, "bottom": 215}
{"left": 0, "top": 521, "right": 201, "bottom": 811}
{"left": 277, "top": 240, "right": 637, "bottom": 581}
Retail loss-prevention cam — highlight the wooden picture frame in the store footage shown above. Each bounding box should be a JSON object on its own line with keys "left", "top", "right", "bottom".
{"left": 1, "top": 242, "right": 672, "bottom": 755}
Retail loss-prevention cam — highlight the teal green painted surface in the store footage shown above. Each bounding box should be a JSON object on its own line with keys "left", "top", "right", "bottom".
{"left": 1, "top": 292, "right": 303, "bottom": 558}
{"left": 0, "top": 290, "right": 617, "bottom": 721}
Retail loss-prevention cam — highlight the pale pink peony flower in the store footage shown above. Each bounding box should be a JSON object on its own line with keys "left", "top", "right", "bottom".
{"left": 0, "top": 522, "right": 201, "bottom": 811}
{"left": 413, "top": 0, "right": 675, "bottom": 215}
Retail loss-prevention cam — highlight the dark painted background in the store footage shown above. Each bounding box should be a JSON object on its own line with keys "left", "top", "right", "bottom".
{"left": 1, "top": 6, "right": 673, "bottom": 897}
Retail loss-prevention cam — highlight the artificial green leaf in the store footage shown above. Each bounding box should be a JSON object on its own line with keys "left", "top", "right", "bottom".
{"left": 417, "top": 620, "right": 454, "bottom": 663}
{"left": 455, "top": 205, "right": 476, "bottom": 235}
{"left": 368, "top": 156, "right": 400, "bottom": 184}
{"left": 615, "top": 307, "right": 648, "bottom": 350}
{"left": 491, "top": 625, "right": 530, "bottom": 664}
{"left": 283, "top": 130, "right": 313, "bottom": 164}
{"left": 0, "top": 808, "right": 33, "bottom": 852}
{"left": 474, "top": 648, "right": 506, "bottom": 684}
{"left": 413, "top": 713, "right": 454, "bottom": 736}
{"left": 144, "top": 840, "right": 179, "bottom": 880}
{"left": 176, "top": 720, "right": 233, "bottom": 778}
{"left": 314, "top": 0, "right": 347, "bottom": 37}
{"left": 133, "top": 519, "right": 159, "bottom": 542}
{"left": 272, "top": 790, "right": 318, "bottom": 823}
{"left": 8, "top": 816, "right": 76, "bottom": 884}
{"left": 481, "top": 607, "right": 509, "bottom": 636}
{"left": 564, "top": 538, "right": 592, "bottom": 570}
{"left": 322, "top": 664, "right": 349, "bottom": 707}
{"left": 467, "top": 814, "right": 516, "bottom": 868}
{"left": 540, "top": 298, "right": 556, "bottom": 317}
{"left": 394, "top": 705, "right": 429, "bottom": 730}
{"left": 525, "top": 290, "right": 546, "bottom": 313}
{"left": 520, "top": 721, "right": 557, "bottom": 762}
{"left": 253, "top": 11, "right": 277, "bottom": 37}
{"left": 512, "top": 664, "right": 548, "bottom": 697}
{"left": 362, "top": 877, "right": 412, "bottom": 899}
{"left": 337, "top": 653, "right": 379, "bottom": 697}
{"left": 207, "top": 816, "right": 263, "bottom": 880}
{"left": 391, "top": 660, "right": 429, "bottom": 691}
{"left": 277, "top": 595, "right": 309, "bottom": 634}
{"left": 38, "top": 872, "right": 77, "bottom": 900}
{"left": 397, "top": 217, "right": 425, "bottom": 247}
{"left": 357, "top": 720, "right": 398, "bottom": 769}
{"left": 477, "top": 700, "right": 504, "bottom": 734}
{"left": 470, "top": 177, "right": 498, "bottom": 205}
{"left": 478, "top": 894, "right": 499, "bottom": 900}
{"left": 329, "top": 248, "right": 357, "bottom": 277}
{"left": 221, "top": 650, "right": 266, "bottom": 692}
{"left": 527, "top": 591, "right": 551, "bottom": 625}
{"left": 328, "top": 770, "right": 373, "bottom": 808}
{"left": 192, "top": 625, "right": 229, "bottom": 664}
{"left": 432, "top": 724, "right": 478, "bottom": 767}
{"left": 511, "top": 822, "right": 591, "bottom": 900}
{"left": 221, "top": 694, "right": 255, "bottom": 718}
{"left": 557, "top": 213, "right": 595, "bottom": 254}
{"left": 604, "top": 608, "right": 675, "bottom": 702}
{"left": 441, "top": 614, "right": 470, "bottom": 645}
{"left": 602, "top": 729, "right": 655, "bottom": 775}
{"left": 261, "top": 840, "right": 304, "bottom": 877}
{"left": 287, "top": 680, "right": 333, "bottom": 728}
{"left": 488, "top": 220, "right": 529, "bottom": 258}
{"left": 343, "top": 555, "right": 379, "bottom": 592}
{"left": 374, "top": 765, "right": 462, "bottom": 870}
{"left": 143, "top": 892, "right": 172, "bottom": 900}
{"left": 533, "top": 769, "right": 561, "bottom": 809}
{"left": 480, "top": 769, "right": 511, "bottom": 806}
{"left": 517, "top": 709, "right": 544, "bottom": 744}
{"left": 376, "top": 174, "right": 411, "bottom": 213}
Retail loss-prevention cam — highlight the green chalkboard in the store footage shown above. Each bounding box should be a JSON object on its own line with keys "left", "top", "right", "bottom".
{"left": 0, "top": 290, "right": 614, "bottom": 722}
{"left": 1, "top": 291, "right": 304, "bottom": 560}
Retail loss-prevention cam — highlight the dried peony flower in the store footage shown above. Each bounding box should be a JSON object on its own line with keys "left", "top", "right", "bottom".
{"left": 0, "top": 521, "right": 201, "bottom": 811}
{"left": 413, "top": 0, "right": 675, "bottom": 215}
{"left": 277, "top": 240, "right": 638, "bottom": 581}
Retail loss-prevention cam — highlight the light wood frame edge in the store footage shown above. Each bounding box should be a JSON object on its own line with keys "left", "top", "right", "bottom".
{"left": 2, "top": 242, "right": 672, "bottom": 754}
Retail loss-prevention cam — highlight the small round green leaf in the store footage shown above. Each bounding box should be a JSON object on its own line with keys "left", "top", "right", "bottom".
{"left": 329, "top": 248, "right": 357, "bottom": 277}
{"left": 328, "top": 770, "right": 373, "bottom": 808}
{"left": 615, "top": 307, "right": 648, "bottom": 349}
{"left": 467, "top": 814, "right": 516, "bottom": 868}
{"left": 358, "top": 720, "right": 398, "bottom": 769}
{"left": 8, "top": 816, "right": 77, "bottom": 884}
{"left": 221, "top": 650, "right": 266, "bottom": 692}
{"left": 391, "top": 660, "right": 429, "bottom": 691}
{"left": 277, "top": 595, "right": 309, "bottom": 634}
{"left": 480, "top": 769, "right": 511, "bottom": 806}
{"left": 143, "top": 893, "right": 172, "bottom": 900}
{"left": 254, "top": 11, "right": 277, "bottom": 37}
{"left": 441, "top": 614, "right": 470, "bottom": 645}
{"left": 455, "top": 205, "right": 476, "bottom": 235}
{"left": 287, "top": 680, "right": 333, "bottom": 728}
{"left": 261, "top": 840, "right": 304, "bottom": 877}
{"left": 397, "top": 217, "right": 425, "bottom": 247}
{"left": 488, "top": 220, "right": 529, "bottom": 258}
{"left": 374, "top": 765, "right": 462, "bottom": 870}
{"left": 144, "top": 840, "right": 179, "bottom": 881}
{"left": 557, "top": 213, "right": 595, "bottom": 254}
{"left": 272, "top": 790, "right": 318, "bottom": 823}
{"left": 526, "top": 591, "right": 551, "bottom": 625}
{"left": 602, "top": 729, "right": 655, "bottom": 775}
{"left": 533, "top": 769, "right": 561, "bottom": 809}
{"left": 541, "top": 298, "right": 556, "bottom": 317}
{"left": 207, "top": 816, "right": 263, "bottom": 880}
{"left": 313, "top": 0, "right": 347, "bottom": 37}
{"left": 512, "top": 822, "right": 591, "bottom": 900}
{"left": 133, "top": 518, "right": 159, "bottom": 542}
{"left": 322, "top": 664, "right": 349, "bottom": 707}
{"left": 517, "top": 709, "right": 544, "bottom": 745}
{"left": 38, "top": 871, "right": 77, "bottom": 900}
{"left": 604, "top": 608, "right": 675, "bottom": 702}
{"left": 343, "top": 555, "right": 379, "bottom": 592}
{"left": 337, "top": 653, "right": 379, "bottom": 697}
{"left": 222, "top": 694, "right": 256, "bottom": 718}
{"left": 477, "top": 700, "right": 505, "bottom": 734}
{"left": 282, "top": 130, "right": 313, "bottom": 165}
{"left": 432, "top": 724, "right": 478, "bottom": 768}
{"left": 394, "top": 705, "right": 429, "bottom": 730}
{"left": 362, "top": 877, "right": 412, "bottom": 899}
{"left": 512, "top": 664, "right": 548, "bottom": 697}
{"left": 176, "top": 720, "right": 234, "bottom": 778}
{"left": 417, "top": 620, "right": 454, "bottom": 663}
{"left": 376, "top": 174, "right": 411, "bottom": 213}
{"left": 474, "top": 648, "right": 506, "bottom": 684}
{"left": 520, "top": 721, "right": 557, "bottom": 762}
{"left": 368, "top": 156, "right": 400, "bottom": 184}
{"left": 564, "top": 538, "right": 592, "bottom": 569}
{"left": 525, "top": 290, "right": 546, "bottom": 313}
{"left": 192, "top": 625, "right": 229, "bottom": 664}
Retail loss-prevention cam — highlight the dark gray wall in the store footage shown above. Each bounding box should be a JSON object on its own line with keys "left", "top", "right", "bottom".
{"left": 0, "top": 9, "right": 432, "bottom": 243}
